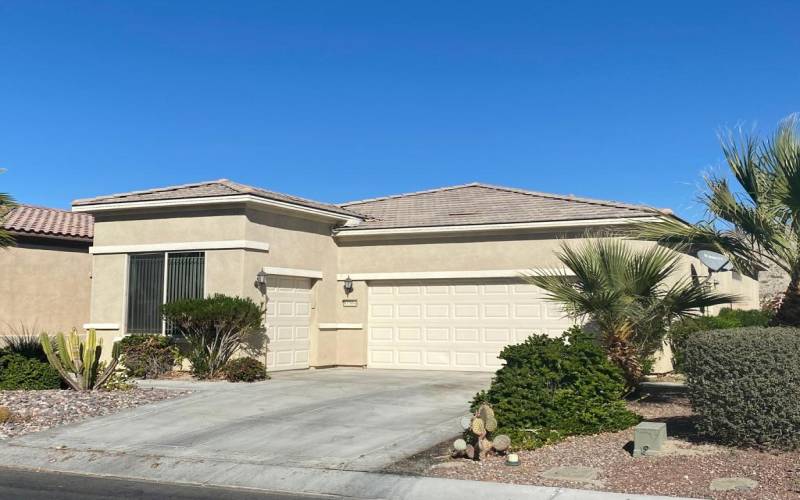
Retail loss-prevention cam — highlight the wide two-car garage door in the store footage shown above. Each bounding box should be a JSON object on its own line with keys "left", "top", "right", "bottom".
{"left": 367, "top": 279, "right": 574, "bottom": 371}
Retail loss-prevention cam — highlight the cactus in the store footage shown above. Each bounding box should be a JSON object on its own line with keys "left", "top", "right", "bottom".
{"left": 459, "top": 403, "right": 512, "bottom": 461}
{"left": 493, "top": 434, "right": 511, "bottom": 452}
{"left": 40, "top": 329, "right": 120, "bottom": 391}
{"left": 470, "top": 416, "right": 485, "bottom": 435}
{"left": 453, "top": 438, "right": 467, "bottom": 452}
{"left": 478, "top": 403, "right": 495, "bottom": 422}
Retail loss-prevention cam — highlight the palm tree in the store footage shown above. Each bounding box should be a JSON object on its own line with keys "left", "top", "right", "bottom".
{"left": 526, "top": 239, "right": 737, "bottom": 385}
{"left": 0, "top": 170, "right": 15, "bottom": 248}
{"left": 635, "top": 115, "right": 800, "bottom": 325}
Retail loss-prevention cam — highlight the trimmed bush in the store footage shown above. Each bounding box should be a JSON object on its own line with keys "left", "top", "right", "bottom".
{"left": 0, "top": 353, "right": 61, "bottom": 390}
{"left": 668, "top": 308, "right": 771, "bottom": 372}
{"left": 224, "top": 357, "right": 268, "bottom": 382}
{"left": 162, "top": 294, "right": 265, "bottom": 379}
{"left": 472, "top": 327, "right": 639, "bottom": 449}
{"left": 683, "top": 327, "right": 800, "bottom": 450}
{"left": 119, "top": 335, "right": 179, "bottom": 379}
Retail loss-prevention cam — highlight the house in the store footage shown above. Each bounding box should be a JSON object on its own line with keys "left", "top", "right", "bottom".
{"left": 0, "top": 205, "right": 93, "bottom": 334}
{"left": 71, "top": 180, "right": 759, "bottom": 371}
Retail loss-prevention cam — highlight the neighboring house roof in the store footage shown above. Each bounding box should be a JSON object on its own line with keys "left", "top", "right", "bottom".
{"left": 1, "top": 204, "right": 94, "bottom": 241}
{"left": 72, "top": 179, "right": 362, "bottom": 219}
{"left": 337, "top": 182, "right": 662, "bottom": 231}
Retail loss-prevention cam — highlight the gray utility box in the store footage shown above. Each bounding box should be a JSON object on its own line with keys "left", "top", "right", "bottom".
{"left": 633, "top": 422, "right": 667, "bottom": 457}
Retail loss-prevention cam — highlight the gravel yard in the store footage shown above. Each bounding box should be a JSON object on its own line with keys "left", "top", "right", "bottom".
{"left": 0, "top": 388, "right": 189, "bottom": 439}
{"left": 386, "top": 395, "right": 800, "bottom": 499}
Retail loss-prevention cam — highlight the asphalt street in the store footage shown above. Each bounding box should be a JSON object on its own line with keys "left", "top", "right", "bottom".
{"left": 0, "top": 467, "right": 333, "bottom": 500}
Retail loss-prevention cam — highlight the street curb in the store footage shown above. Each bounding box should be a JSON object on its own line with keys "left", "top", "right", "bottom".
{"left": 0, "top": 442, "right": 697, "bottom": 500}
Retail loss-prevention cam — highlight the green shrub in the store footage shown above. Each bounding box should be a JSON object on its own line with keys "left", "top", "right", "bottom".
{"left": 162, "top": 294, "right": 265, "bottom": 379}
{"left": 119, "top": 335, "right": 179, "bottom": 379}
{"left": 224, "top": 357, "right": 268, "bottom": 382}
{"left": 1, "top": 333, "right": 48, "bottom": 362}
{"left": 472, "top": 327, "right": 639, "bottom": 449}
{"left": 0, "top": 353, "right": 61, "bottom": 390}
{"left": 668, "top": 308, "right": 771, "bottom": 372}
{"left": 683, "top": 327, "right": 800, "bottom": 450}
{"left": 101, "top": 370, "right": 135, "bottom": 391}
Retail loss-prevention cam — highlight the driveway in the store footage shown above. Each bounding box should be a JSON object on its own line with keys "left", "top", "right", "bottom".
{"left": 9, "top": 368, "right": 491, "bottom": 471}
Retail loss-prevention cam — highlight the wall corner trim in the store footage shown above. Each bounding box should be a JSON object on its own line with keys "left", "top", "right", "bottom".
{"left": 90, "top": 240, "right": 270, "bottom": 254}
{"left": 263, "top": 267, "right": 323, "bottom": 279}
{"left": 318, "top": 323, "right": 363, "bottom": 330}
{"left": 83, "top": 323, "right": 120, "bottom": 330}
{"left": 335, "top": 268, "right": 574, "bottom": 281}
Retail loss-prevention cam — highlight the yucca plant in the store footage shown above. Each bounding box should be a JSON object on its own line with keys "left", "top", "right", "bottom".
{"left": 526, "top": 239, "right": 738, "bottom": 386}
{"left": 635, "top": 115, "right": 800, "bottom": 325}
{"left": 39, "top": 329, "right": 120, "bottom": 391}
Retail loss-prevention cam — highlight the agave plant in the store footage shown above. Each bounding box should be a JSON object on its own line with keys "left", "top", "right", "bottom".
{"left": 526, "top": 239, "right": 737, "bottom": 385}
{"left": 39, "top": 329, "right": 120, "bottom": 391}
{"left": 635, "top": 115, "right": 800, "bottom": 326}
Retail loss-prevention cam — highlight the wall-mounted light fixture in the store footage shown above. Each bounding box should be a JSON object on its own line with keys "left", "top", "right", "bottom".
{"left": 255, "top": 270, "right": 268, "bottom": 293}
{"left": 343, "top": 275, "right": 354, "bottom": 296}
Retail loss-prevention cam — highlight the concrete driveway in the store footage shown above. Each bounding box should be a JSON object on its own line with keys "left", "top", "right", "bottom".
{"left": 10, "top": 368, "right": 491, "bottom": 472}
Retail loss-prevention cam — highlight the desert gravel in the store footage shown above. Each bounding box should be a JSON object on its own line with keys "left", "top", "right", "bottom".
{"left": 388, "top": 396, "right": 800, "bottom": 499}
{"left": 0, "top": 388, "right": 189, "bottom": 439}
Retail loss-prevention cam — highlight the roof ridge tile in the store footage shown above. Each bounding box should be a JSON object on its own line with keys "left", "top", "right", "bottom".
{"left": 339, "top": 182, "right": 482, "bottom": 206}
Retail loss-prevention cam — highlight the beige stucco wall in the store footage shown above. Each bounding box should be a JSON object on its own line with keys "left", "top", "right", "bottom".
{"left": 244, "top": 207, "right": 341, "bottom": 366}
{"left": 87, "top": 205, "right": 345, "bottom": 366}
{"left": 334, "top": 232, "right": 761, "bottom": 372}
{"left": 0, "top": 238, "right": 91, "bottom": 335}
{"left": 85, "top": 205, "right": 760, "bottom": 372}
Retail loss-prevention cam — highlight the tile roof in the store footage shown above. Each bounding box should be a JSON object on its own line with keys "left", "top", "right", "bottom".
{"left": 1, "top": 204, "right": 94, "bottom": 240}
{"left": 338, "top": 183, "right": 660, "bottom": 230}
{"left": 72, "top": 179, "right": 362, "bottom": 218}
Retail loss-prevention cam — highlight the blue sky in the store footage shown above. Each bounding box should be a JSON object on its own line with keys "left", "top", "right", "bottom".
{"left": 1, "top": 1, "right": 798, "bottom": 219}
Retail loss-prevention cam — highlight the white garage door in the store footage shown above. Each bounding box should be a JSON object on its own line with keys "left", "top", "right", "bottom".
{"left": 265, "top": 276, "right": 312, "bottom": 371}
{"left": 367, "top": 279, "right": 574, "bottom": 371}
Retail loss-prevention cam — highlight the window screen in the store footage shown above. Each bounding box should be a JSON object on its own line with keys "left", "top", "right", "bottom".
{"left": 126, "top": 253, "right": 165, "bottom": 334}
{"left": 126, "top": 251, "right": 205, "bottom": 334}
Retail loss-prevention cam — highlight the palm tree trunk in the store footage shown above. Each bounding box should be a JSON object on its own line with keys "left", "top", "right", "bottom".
{"left": 771, "top": 275, "right": 800, "bottom": 326}
{"left": 605, "top": 337, "right": 642, "bottom": 389}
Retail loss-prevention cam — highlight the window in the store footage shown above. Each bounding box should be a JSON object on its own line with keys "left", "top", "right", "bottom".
{"left": 126, "top": 252, "right": 205, "bottom": 334}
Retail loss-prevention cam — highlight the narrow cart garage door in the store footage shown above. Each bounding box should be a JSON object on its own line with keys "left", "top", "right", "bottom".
{"left": 265, "top": 276, "right": 312, "bottom": 371}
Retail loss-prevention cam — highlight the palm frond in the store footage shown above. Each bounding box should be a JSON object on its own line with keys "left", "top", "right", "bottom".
{"left": 658, "top": 279, "right": 740, "bottom": 320}
{"left": 630, "top": 218, "right": 770, "bottom": 275}
{"left": 0, "top": 189, "right": 16, "bottom": 248}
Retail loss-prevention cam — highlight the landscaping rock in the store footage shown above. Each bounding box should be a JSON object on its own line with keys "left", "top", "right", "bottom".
{"left": 540, "top": 466, "right": 599, "bottom": 483}
{"left": 0, "top": 388, "right": 189, "bottom": 439}
{"left": 709, "top": 477, "right": 758, "bottom": 491}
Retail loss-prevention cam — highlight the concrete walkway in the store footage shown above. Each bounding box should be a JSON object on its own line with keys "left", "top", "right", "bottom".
{"left": 0, "top": 368, "right": 695, "bottom": 499}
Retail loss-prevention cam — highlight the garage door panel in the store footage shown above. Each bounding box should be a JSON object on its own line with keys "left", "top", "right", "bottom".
{"left": 484, "top": 303, "right": 510, "bottom": 318}
{"left": 424, "top": 285, "right": 449, "bottom": 295}
{"left": 425, "top": 327, "right": 450, "bottom": 341}
{"left": 397, "top": 304, "right": 421, "bottom": 318}
{"left": 454, "top": 304, "right": 479, "bottom": 319}
{"left": 367, "top": 278, "right": 574, "bottom": 371}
